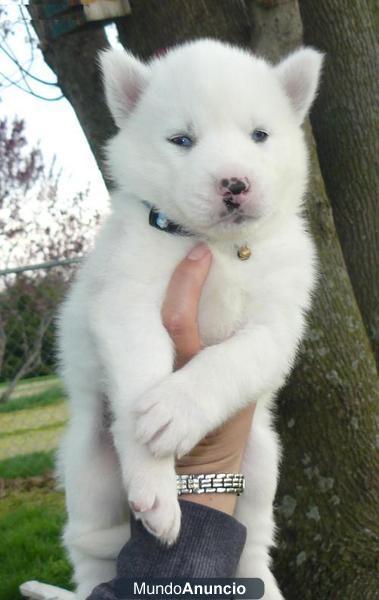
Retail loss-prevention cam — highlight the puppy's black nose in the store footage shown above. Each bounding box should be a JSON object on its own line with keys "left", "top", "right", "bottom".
{"left": 220, "top": 177, "right": 250, "bottom": 196}
{"left": 228, "top": 180, "right": 247, "bottom": 195}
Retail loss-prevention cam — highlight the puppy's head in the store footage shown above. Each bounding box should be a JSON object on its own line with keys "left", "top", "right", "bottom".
{"left": 100, "top": 40, "right": 323, "bottom": 240}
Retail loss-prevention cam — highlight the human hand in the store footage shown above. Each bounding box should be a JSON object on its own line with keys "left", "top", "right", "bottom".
{"left": 162, "top": 242, "right": 255, "bottom": 514}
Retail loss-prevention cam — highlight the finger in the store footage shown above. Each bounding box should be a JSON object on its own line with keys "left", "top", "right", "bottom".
{"left": 162, "top": 243, "right": 212, "bottom": 367}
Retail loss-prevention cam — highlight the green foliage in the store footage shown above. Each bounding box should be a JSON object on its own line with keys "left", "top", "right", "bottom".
{"left": 0, "top": 273, "right": 65, "bottom": 382}
{"left": 0, "top": 490, "right": 72, "bottom": 600}
{"left": 0, "top": 451, "right": 55, "bottom": 479}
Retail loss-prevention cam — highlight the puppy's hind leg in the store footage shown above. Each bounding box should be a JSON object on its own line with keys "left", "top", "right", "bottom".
{"left": 236, "top": 402, "right": 284, "bottom": 600}
{"left": 59, "top": 403, "right": 129, "bottom": 600}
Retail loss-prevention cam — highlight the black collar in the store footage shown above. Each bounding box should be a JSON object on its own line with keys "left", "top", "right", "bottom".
{"left": 142, "top": 202, "right": 253, "bottom": 261}
{"left": 143, "top": 201, "right": 194, "bottom": 237}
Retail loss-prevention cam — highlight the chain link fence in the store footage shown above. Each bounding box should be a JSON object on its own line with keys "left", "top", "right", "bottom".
{"left": 0, "top": 259, "right": 79, "bottom": 478}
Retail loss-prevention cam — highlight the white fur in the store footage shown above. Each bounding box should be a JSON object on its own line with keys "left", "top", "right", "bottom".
{"left": 57, "top": 40, "right": 322, "bottom": 599}
{"left": 20, "top": 580, "right": 75, "bottom": 600}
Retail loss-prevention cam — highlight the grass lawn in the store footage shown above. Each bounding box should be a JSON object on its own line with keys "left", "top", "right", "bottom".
{"left": 0, "top": 375, "right": 59, "bottom": 400}
{"left": 0, "top": 384, "right": 64, "bottom": 414}
{"left": 0, "top": 378, "right": 73, "bottom": 599}
{"left": 0, "top": 377, "right": 67, "bottom": 471}
{"left": 0, "top": 490, "right": 72, "bottom": 600}
{"left": 0, "top": 451, "right": 55, "bottom": 479}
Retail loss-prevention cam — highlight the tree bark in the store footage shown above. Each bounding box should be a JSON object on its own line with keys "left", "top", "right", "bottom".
{"left": 116, "top": 0, "right": 252, "bottom": 59}
{"left": 28, "top": 1, "right": 379, "bottom": 597}
{"left": 299, "top": 0, "right": 379, "bottom": 362}
{"left": 274, "top": 125, "right": 379, "bottom": 599}
{"left": 247, "top": 2, "right": 379, "bottom": 597}
{"left": 28, "top": 1, "right": 116, "bottom": 188}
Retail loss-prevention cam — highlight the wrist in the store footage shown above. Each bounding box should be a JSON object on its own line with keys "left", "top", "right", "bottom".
{"left": 180, "top": 489, "right": 238, "bottom": 515}
{"left": 176, "top": 454, "right": 244, "bottom": 516}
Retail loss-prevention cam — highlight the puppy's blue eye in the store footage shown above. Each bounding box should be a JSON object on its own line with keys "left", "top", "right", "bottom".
{"left": 169, "top": 135, "right": 193, "bottom": 148}
{"left": 251, "top": 129, "right": 268, "bottom": 143}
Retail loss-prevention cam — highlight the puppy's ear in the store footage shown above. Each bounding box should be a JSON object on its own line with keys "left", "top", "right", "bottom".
{"left": 98, "top": 48, "right": 149, "bottom": 127}
{"left": 275, "top": 47, "right": 324, "bottom": 124}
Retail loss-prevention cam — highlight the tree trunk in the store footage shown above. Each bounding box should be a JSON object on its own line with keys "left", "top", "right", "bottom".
{"left": 247, "top": 2, "right": 379, "bottom": 597}
{"left": 274, "top": 124, "right": 379, "bottom": 600}
{"left": 299, "top": 0, "right": 379, "bottom": 362}
{"left": 116, "top": 0, "right": 252, "bottom": 59}
{"left": 29, "top": 1, "right": 379, "bottom": 597}
{"left": 28, "top": 1, "right": 116, "bottom": 188}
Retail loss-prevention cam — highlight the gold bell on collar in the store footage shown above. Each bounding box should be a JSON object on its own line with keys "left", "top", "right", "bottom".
{"left": 237, "top": 244, "right": 252, "bottom": 261}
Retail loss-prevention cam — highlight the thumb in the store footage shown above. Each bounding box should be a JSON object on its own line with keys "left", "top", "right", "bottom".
{"left": 162, "top": 243, "right": 212, "bottom": 368}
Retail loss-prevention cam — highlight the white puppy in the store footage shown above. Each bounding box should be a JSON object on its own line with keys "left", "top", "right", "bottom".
{"left": 57, "top": 39, "right": 322, "bottom": 599}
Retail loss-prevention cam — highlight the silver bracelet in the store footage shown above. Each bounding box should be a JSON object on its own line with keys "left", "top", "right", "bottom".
{"left": 176, "top": 473, "right": 245, "bottom": 496}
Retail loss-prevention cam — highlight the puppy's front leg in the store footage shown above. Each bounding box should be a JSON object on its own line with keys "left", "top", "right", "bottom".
{"left": 91, "top": 286, "right": 180, "bottom": 543}
{"left": 136, "top": 308, "right": 304, "bottom": 458}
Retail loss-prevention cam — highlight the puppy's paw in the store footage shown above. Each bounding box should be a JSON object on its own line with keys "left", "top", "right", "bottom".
{"left": 20, "top": 581, "right": 75, "bottom": 600}
{"left": 135, "top": 379, "right": 208, "bottom": 458}
{"left": 128, "top": 476, "right": 181, "bottom": 545}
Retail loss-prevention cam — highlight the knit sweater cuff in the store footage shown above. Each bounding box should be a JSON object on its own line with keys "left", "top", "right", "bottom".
{"left": 87, "top": 500, "right": 246, "bottom": 599}
{"left": 118, "top": 499, "right": 247, "bottom": 577}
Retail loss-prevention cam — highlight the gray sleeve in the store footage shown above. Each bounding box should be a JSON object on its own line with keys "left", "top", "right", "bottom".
{"left": 87, "top": 500, "right": 247, "bottom": 599}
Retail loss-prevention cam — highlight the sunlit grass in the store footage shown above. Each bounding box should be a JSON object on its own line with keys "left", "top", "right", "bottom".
{"left": 0, "top": 450, "right": 55, "bottom": 479}
{"left": 0, "top": 384, "right": 65, "bottom": 414}
{"left": 0, "top": 378, "right": 72, "bottom": 599}
{"left": 0, "top": 376, "right": 67, "bottom": 471}
{"left": 0, "top": 490, "right": 72, "bottom": 600}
